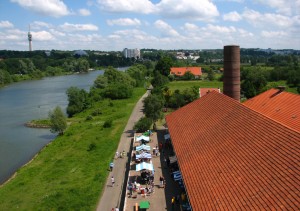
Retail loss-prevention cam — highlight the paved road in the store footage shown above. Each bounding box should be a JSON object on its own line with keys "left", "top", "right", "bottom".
{"left": 97, "top": 90, "right": 149, "bottom": 211}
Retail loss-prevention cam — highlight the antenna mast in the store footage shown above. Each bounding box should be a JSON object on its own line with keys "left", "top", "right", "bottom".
{"left": 28, "top": 25, "right": 32, "bottom": 51}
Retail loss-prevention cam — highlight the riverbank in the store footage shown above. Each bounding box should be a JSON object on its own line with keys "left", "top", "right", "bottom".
{"left": 0, "top": 87, "right": 146, "bottom": 210}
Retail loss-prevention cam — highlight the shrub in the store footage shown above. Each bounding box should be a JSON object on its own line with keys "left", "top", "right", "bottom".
{"left": 133, "top": 117, "right": 152, "bottom": 132}
{"left": 87, "top": 142, "right": 96, "bottom": 151}
{"left": 103, "top": 119, "right": 112, "bottom": 128}
{"left": 86, "top": 115, "right": 93, "bottom": 121}
{"left": 91, "top": 109, "right": 102, "bottom": 116}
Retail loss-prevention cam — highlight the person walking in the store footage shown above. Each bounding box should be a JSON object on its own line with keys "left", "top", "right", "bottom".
{"left": 110, "top": 162, "right": 114, "bottom": 171}
{"left": 111, "top": 176, "right": 115, "bottom": 187}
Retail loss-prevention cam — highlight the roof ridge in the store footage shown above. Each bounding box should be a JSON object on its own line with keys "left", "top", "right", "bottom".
{"left": 207, "top": 91, "right": 300, "bottom": 135}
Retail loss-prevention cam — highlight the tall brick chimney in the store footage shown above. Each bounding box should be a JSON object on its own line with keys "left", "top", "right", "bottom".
{"left": 223, "top": 45, "right": 240, "bottom": 101}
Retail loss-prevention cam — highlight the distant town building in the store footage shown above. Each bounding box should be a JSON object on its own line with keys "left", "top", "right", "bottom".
{"left": 73, "top": 50, "right": 88, "bottom": 57}
{"left": 175, "top": 52, "right": 200, "bottom": 60}
{"left": 170, "top": 67, "right": 202, "bottom": 78}
{"left": 123, "top": 48, "right": 140, "bottom": 59}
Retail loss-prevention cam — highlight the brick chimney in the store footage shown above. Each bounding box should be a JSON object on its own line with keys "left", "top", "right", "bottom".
{"left": 223, "top": 45, "right": 240, "bottom": 101}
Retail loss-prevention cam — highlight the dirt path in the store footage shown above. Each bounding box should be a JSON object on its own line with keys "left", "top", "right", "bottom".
{"left": 96, "top": 90, "right": 149, "bottom": 211}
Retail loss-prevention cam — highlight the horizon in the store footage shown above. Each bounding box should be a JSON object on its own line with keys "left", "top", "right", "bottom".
{"left": 0, "top": 0, "right": 299, "bottom": 51}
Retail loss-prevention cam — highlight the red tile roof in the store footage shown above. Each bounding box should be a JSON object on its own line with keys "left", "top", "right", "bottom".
{"left": 244, "top": 88, "right": 300, "bottom": 133}
{"left": 170, "top": 67, "right": 202, "bottom": 76}
{"left": 199, "top": 88, "right": 221, "bottom": 97}
{"left": 166, "top": 91, "right": 300, "bottom": 210}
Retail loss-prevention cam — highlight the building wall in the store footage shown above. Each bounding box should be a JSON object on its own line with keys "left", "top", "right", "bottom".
{"left": 123, "top": 48, "right": 140, "bottom": 59}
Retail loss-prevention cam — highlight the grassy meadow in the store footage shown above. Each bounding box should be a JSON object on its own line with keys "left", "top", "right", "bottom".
{"left": 168, "top": 80, "right": 223, "bottom": 92}
{"left": 0, "top": 87, "right": 145, "bottom": 210}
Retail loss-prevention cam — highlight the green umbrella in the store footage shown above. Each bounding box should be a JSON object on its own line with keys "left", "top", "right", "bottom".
{"left": 139, "top": 200, "right": 150, "bottom": 209}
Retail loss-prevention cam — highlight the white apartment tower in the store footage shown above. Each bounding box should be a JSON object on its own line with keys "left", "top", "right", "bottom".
{"left": 123, "top": 48, "right": 140, "bottom": 59}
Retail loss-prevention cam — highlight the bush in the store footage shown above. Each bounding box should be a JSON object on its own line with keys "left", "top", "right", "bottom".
{"left": 103, "top": 119, "right": 112, "bottom": 128}
{"left": 133, "top": 117, "right": 152, "bottom": 132}
{"left": 91, "top": 109, "right": 102, "bottom": 116}
{"left": 86, "top": 115, "right": 93, "bottom": 121}
{"left": 87, "top": 142, "right": 96, "bottom": 151}
{"left": 103, "top": 83, "right": 133, "bottom": 99}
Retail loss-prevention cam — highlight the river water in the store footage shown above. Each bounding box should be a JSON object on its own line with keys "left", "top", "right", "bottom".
{"left": 0, "top": 70, "right": 104, "bottom": 184}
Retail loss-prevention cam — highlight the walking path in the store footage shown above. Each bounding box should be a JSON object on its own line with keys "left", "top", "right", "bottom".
{"left": 96, "top": 91, "right": 149, "bottom": 211}
{"left": 97, "top": 90, "right": 184, "bottom": 211}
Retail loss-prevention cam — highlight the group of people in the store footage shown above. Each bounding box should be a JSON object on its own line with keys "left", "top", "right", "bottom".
{"left": 153, "top": 144, "right": 160, "bottom": 156}
{"left": 115, "top": 150, "right": 126, "bottom": 159}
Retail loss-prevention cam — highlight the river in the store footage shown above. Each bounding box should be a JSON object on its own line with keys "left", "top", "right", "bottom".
{"left": 0, "top": 70, "right": 105, "bottom": 184}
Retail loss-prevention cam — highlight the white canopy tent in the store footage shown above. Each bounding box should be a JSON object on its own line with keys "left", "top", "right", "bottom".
{"left": 136, "top": 144, "right": 151, "bottom": 152}
{"left": 136, "top": 162, "right": 154, "bottom": 171}
{"left": 136, "top": 152, "right": 152, "bottom": 159}
{"left": 135, "top": 135, "right": 150, "bottom": 142}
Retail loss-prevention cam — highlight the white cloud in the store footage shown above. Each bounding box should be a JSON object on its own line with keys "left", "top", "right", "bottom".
{"left": 154, "top": 20, "right": 180, "bottom": 37}
{"left": 0, "top": 21, "right": 14, "bottom": 28}
{"left": 3, "top": 29, "right": 25, "bottom": 40}
{"left": 180, "top": 22, "right": 255, "bottom": 48}
{"left": 107, "top": 18, "right": 141, "bottom": 26}
{"left": 78, "top": 8, "right": 91, "bottom": 16}
{"left": 32, "top": 31, "right": 54, "bottom": 41}
{"left": 261, "top": 30, "right": 287, "bottom": 38}
{"left": 59, "top": 23, "right": 99, "bottom": 32}
{"left": 31, "top": 21, "right": 52, "bottom": 30}
{"left": 10, "top": 0, "right": 70, "bottom": 17}
{"left": 98, "top": 0, "right": 219, "bottom": 21}
{"left": 182, "top": 23, "right": 199, "bottom": 31}
{"left": 224, "top": 0, "right": 244, "bottom": 2}
{"left": 156, "top": 0, "right": 219, "bottom": 21}
{"left": 97, "top": 0, "right": 156, "bottom": 14}
{"left": 243, "top": 9, "right": 293, "bottom": 28}
{"left": 49, "top": 29, "right": 66, "bottom": 37}
{"left": 223, "top": 11, "right": 242, "bottom": 22}
{"left": 255, "top": 0, "right": 300, "bottom": 16}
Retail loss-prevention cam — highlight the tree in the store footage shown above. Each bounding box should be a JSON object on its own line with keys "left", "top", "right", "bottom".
{"left": 49, "top": 106, "right": 67, "bottom": 135}
{"left": 154, "top": 56, "right": 173, "bottom": 76}
{"left": 162, "top": 86, "right": 172, "bottom": 107}
{"left": 93, "top": 75, "right": 108, "bottom": 89}
{"left": 182, "top": 71, "right": 194, "bottom": 80}
{"left": 66, "top": 87, "right": 89, "bottom": 117}
{"left": 133, "top": 117, "right": 152, "bottom": 132}
{"left": 77, "top": 59, "right": 89, "bottom": 73}
{"left": 103, "top": 83, "right": 133, "bottom": 99}
{"left": 207, "top": 69, "right": 215, "bottom": 81}
{"left": 126, "top": 64, "right": 147, "bottom": 87}
{"left": 151, "top": 71, "right": 169, "bottom": 88}
{"left": 182, "top": 86, "right": 199, "bottom": 104}
{"left": 241, "top": 67, "right": 268, "bottom": 98}
{"left": 143, "top": 94, "right": 165, "bottom": 123}
{"left": 169, "top": 90, "right": 185, "bottom": 108}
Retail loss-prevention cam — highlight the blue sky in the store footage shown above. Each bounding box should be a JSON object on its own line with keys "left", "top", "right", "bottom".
{"left": 0, "top": 0, "right": 299, "bottom": 51}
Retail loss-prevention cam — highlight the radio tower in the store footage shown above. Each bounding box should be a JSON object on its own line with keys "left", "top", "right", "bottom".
{"left": 28, "top": 25, "right": 32, "bottom": 51}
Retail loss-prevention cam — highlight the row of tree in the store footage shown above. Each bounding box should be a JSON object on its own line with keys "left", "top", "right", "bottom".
{"left": 0, "top": 50, "right": 137, "bottom": 86}
{"left": 48, "top": 64, "right": 150, "bottom": 134}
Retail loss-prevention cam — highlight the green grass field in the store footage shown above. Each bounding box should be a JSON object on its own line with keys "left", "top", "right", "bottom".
{"left": 168, "top": 80, "right": 223, "bottom": 92}
{"left": 0, "top": 87, "right": 145, "bottom": 210}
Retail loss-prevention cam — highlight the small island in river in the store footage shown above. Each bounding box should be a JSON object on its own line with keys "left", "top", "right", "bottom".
{"left": 24, "top": 119, "right": 51, "bottom": 129}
